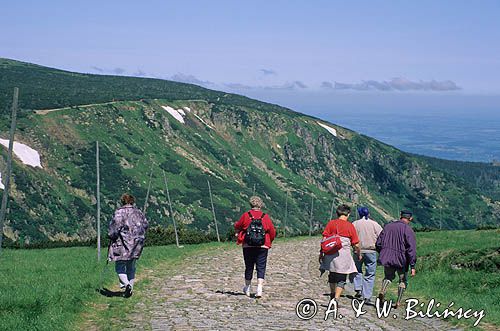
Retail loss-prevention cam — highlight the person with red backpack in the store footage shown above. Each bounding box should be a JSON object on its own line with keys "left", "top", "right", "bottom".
{"left": 234, "top": 196, "right": 276, "bottom": 298}
{"left": 319, "top": 204, "right": 361, "bottom": 301}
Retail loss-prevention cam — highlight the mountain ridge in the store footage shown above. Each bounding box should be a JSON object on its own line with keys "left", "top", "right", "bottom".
{"left": 0, "top": 58, "right": 498, "bottom": 245}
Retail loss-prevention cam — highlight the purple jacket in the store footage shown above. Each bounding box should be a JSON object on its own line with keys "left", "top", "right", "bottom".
{"left": 108, "top": 205, "right": 149, "bottom": 262}
{"left": 376, "top": 220, "right": 417, "bottom": 271}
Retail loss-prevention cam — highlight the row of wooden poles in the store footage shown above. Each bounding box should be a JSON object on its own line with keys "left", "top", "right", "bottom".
{"left": 93, "top": 143, "right": 337, "bottom": 261}
{"left": 0, "top": 87, "right": 320, "bottom": 259}
{"left": 95, "top": 140, "right": 226, "bottom": 261}
{"left": 0, "top": 88, "right": 411, "bottom": 260}
{"left": 0, "top": 87, "right": 360, "bottom": 259}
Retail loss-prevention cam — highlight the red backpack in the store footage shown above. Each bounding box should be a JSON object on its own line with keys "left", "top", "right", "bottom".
{"left": 320, "top": 222, "right": 342, "bottom": 255}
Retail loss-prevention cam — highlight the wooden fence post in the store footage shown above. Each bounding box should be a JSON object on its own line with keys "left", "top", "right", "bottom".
{"left": 162, "top": 170, "right": 180, "bottom": 247}
{"left": 207, "top": 180, "right": 220, "bottom": 242}
{"left": 0, "top": 88, "right": 19, "bottom": 253}
{"left": 96, "top": 141, "right": 101, "bottom": 261}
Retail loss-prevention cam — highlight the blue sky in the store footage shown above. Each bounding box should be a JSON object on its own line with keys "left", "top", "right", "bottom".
{"left": 1, "top": 1, "right": 500, "bottom": 113}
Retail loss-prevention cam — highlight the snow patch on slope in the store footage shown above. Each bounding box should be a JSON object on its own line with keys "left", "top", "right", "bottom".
{"left": 193, "top": 113, "right": 214, "bottom": 129}
{"left": 161, "top": 106, "right": 187, "bottom": 124}
{"left": 0, "top": 172, "right": 4, "bottom": 190}
{"left": 0, "top": 139, "right": 42, "bottom": 168}
{"left": 317, "top": 122, "right": 337, "bottom": 137}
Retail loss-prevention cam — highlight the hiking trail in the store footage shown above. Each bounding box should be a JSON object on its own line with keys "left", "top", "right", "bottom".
{"left": 122, "top": 238, "right": 460, "bottom": 330}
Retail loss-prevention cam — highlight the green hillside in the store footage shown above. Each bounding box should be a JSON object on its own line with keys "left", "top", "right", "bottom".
{"left": 0, "top": 58, "right": 499, "bottom": 245}
{"left": 1, "top": 231, "right": 499, "bottom": 330}
{"left": 0, "top": 58, "right": 292, "bottom": 116}
{"left": 415, "top": 155, "right": 500, "bottom": 201}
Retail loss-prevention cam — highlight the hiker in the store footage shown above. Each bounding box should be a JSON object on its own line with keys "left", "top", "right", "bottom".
{"left": 352, "top": 206, "right": 383, "bottom": 303}
{"left": 376, "top": 210, "right": 417, "bottom": 308}
{"left": 108, "top": 193, "right": 149, "bottom": 298}
{"left": 319, "top": 204, "right": 361, "bottom": 301}
{"left": 234, "top": 196, "right": 276, "bottom": 298}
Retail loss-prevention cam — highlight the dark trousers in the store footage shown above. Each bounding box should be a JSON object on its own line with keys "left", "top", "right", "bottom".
{"left": 243, "top": 247, "right": 269, "bottom": 280}
{"left": 328, "top": 272, "right": 347, "bottom": 289}
{"left": 383, "top": 266, "right": 408, "bottom": 286}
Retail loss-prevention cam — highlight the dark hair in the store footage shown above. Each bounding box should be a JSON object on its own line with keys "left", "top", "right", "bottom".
{"left": 400, "top": 210, "right": 413, "bottom": 219}
{"left": 121, "top": 193, "right": 135, "bottom": 205}
{"left": 358, "top": 206, "right": 370, "bottom": 219}
{"left": 336, "top": 204, "right": 351, "bottom": 217}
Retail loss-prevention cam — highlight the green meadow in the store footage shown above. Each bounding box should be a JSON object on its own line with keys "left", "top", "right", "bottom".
{"left": 0, "top": 229, "right": 498, "bottom": 330}
{"left": 0, "top": 242, "right": 233, "bottom": 331}
{"left": 382, "top": 229, "right": 500, "bottom": 329}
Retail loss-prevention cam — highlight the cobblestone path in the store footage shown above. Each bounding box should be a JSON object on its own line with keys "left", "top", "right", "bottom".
{"left": 125, "top": 238, "right": 460, "bottom": 330}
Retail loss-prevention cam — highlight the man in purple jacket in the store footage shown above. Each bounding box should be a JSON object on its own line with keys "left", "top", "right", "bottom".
{"left": 375, "top": 210, "right": 417, "bottom": 308}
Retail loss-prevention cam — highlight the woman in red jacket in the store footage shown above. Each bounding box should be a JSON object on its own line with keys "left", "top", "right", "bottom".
{"left": 234, "top": 196, "right": 276, "bottom": 298}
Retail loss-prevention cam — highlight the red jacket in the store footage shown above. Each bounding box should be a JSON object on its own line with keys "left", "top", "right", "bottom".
{"left": 234, "top": 209, "right": 276, "bottom": 248}
{"left": 323, "top": 218, "right": 360, "bottom": 245}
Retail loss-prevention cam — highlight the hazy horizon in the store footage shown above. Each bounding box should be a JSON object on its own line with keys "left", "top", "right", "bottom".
{"left": 2, "top": 1, "right": 499, "bottom": 162}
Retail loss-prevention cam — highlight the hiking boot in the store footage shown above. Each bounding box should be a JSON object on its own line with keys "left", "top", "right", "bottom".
{"left": 124, "top": 284, "right": 133, "bottom": 298}
{"left": 354, "top": 290, "right": 362, "bottom": 299}
{"left": 243, "top": 285, "right": 251, "bottom": 297}
{"left": 377, "top": 292, "right": 384, "bottom": 302}
{"left": 255, "top": 285, "right": 263, "bottom": 298}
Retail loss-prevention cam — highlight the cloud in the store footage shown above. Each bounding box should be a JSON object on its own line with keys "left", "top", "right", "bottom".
{"left": 224, "top": 83, "right": 254, "bottom": 90}
{"left": 169, "top": 73, "right": 214, "bottom": 86}
{"left": 91, "top": 66, "right": 105, "bottom": 73}
{"left": 329, "top": 78, "right": 461, "bottom": 91}
{"left": 90, "top": 66, "right": 126, "bottom": 75}
{"left": 260, "top": 68, "right": 277, "bottom": 76}
{"left": 133, "top": 69, "right": 147, "bottom": 77}
{"left": 321, "top": 81, "right": 334, "bottom": 89}
{"left": 290, "top": 80, "right": 307, "bottom": 89}
{"left": 224, "top": 80, "right": 308, "bottom": 91}
{"left": 112, "top": 67, "right": 126, "bottom": 75}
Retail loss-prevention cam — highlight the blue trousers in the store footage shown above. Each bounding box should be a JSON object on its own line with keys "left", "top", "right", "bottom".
{"left": 353, "top": 252, "right": 377, "bottom": 299}
{"left": 115, "top": 259, "right": 137, "bottom": 288}
{"left": 243, "top": 247, "right": 268, "bottom": 280}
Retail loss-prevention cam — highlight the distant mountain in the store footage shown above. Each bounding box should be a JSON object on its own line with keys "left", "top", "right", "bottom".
{"left": 0, "top": 58, "right": 498, "bottom": 244}
{"left": 414, "top": 155, "right": 500, "bottom": 201}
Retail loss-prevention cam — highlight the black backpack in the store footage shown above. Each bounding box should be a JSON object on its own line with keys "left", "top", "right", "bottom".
{"left": 245, "top": 211, "right": 266, "bottom": 246}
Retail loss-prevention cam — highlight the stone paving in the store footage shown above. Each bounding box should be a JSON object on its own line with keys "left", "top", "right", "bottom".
{"left": 125, "top": 238, "right": 460, "bottom": 330}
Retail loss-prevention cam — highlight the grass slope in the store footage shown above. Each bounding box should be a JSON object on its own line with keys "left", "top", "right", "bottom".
{"left": 0, "top": 58, "right": 292, "bottom": 116}
{"left": 0, "top": 241, "right": 230, "bottom": 331}
{"left": 415, "top": 154, "right": 500, "bottom": 200}
{"left": 0, "top": 58, "right": 498, "bottom": 245}
{"left": 408, "top": 229, "right": 500, "bottom": 328}
{"left": 0, "top": 230, "right": 498, "bottom": 330}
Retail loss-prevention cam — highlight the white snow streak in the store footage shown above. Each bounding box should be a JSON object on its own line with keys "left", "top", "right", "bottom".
{"left": 0, "top": 172, "right": 4, "bottom": 190}
{"left": 161, "top": 106, "right": 186, "bottom": 124}
{"left": 193, "top": 113, "right": 214, "bottom": 129}
{"left": 317, "top": 122, "right": 337, "bottom": 137}
{"left": 0, "top": 139, "right": 42, "bottom": 168}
